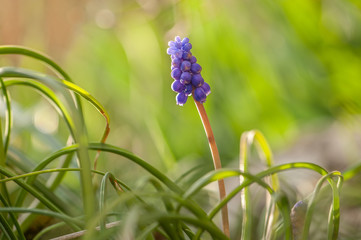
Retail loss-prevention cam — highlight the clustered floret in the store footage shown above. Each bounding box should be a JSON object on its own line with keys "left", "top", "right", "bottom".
{"left": 167, "top": 36, "right": 211, "bottom": 106}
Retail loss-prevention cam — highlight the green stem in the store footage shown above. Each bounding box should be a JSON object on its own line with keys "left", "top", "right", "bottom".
{"left": 193, "top": 99, "right": 230, "bottom": 237}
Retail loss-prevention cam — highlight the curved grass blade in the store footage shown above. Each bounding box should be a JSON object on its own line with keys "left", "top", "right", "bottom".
{"left": 149, "top": 179, "right": 191, "bottom": 239}
{"left": 86, "top": 191, "right": 221, "bottom": 240}
{"left": 302, "top": 171, "right": 342, "bottom": 240}
{"left": 48, "top": 152, "right": 75, "bottom": 191}
{"left": 155, "top": 214, "right": 228, "bottom": 240}
{"left": 328, "top": 174, "right": 342, "bottom": 240}
{"left": 207, "top": 162, "right": 329, "bottom": 239}
{"left": 0, "top": 66, "right": 95, "bottom": 227}
{"left": 342, "top": 162, "right": 361, "bottom": 181}
{"left": 32, "top": 221, "right": 67, "bottom": 240}
{"left": 0, "top": 77, "right": 12, "bottom": 157}
{"left": 0, "top": 77, "right": 13, "bottom": 238}
{"left": 6, "top": 142, "right": 213, "bottom": 239}
{"left": 60, "top": 79, "right": 110, "bottom": 169}
{"left": 0, "top": 45, "right": 84, "bottom": 120}
{"left": 184, "top": 169, "right": 292, "bottom": 240}
{"left": 0, "top": 167, "right": 74, "bottom": 217}
{"left": 6, "top": 148, "right": 76, "bottom": 215}
{"left": 0, "top": 211, "right": 16, "bottom": 240}
{"left": 0, "top": 207, "right": 83, "bottom": 229}
{"left": 0, "top": 193, "right": 25, "bottom": 240}
{"left": 87, "top": 143, "right": 183, "bottom": 194}
{"left": 0, "top": 45, "right": 71, "bottom": 80}
{"left": 28, "top": 142, "right": 184, "bottom": 205}
{"left": 239, "top": 130, "right": 280, "bottom": 240}
{"left": 3, "top": 76, "right": 110, "bottom": 169}
{"left": 99, "top": 172, "right": 113, "bottom": 231}
{"left": 3, "top": 78, "right": 75, "bottom": 138}
{"left": 210, "top": 162, "right": 328, "bottom": 219}
{"left": 174, "top": 164, "right": 206, "bottom": 185}
{"left": 3, "top": 79, "right": 75, "bottom": 209}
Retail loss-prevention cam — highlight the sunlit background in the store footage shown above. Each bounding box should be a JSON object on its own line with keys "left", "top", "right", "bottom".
{"left": 1, "top": 0, "right": 361, "bottom": 237}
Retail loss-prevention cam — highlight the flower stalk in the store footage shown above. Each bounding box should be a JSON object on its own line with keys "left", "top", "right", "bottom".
{"left": 167, "top": 36, "right": 229, "bottom": 237}
{"left": 193, "top": 98, "right": 230, "bottom": 237}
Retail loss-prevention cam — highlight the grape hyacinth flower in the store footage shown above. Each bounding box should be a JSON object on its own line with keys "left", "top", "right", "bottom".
{"left": 167, "top": 36, "right": 229, "bottom": 237}
{"left": 167, "top": 36, "right": 211, "bottom": 106}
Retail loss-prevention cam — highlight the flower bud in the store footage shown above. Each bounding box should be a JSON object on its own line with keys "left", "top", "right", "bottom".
{"left": 190, "top": 56, "right": 197, "bottom": 63}
{"left": 171, "top": 80, "right": 185, "bottom": 93}
{"left": 171, "top": 68, "right": 182, "bottom": 80}
{"left": 191, "top": 74, "right": 204, "bottom": 87}
{"left": 191, "top": 63, "right": 202, "bottom": 74}
{"left": 180, "top": 72, "right": 192, "bottom": 84}
{"left": 181, "top": 37, "right": 189, "bottom": 45}
{"left": 172, "top": 58, "right": 181, "bottom": 68}
{"left": 181, "top": 61, "right": 191, "bottom": 72}
{"left": 182, "top": 51, "right": 192, "bottom": 60}
{"left": 194, "top": 87, "right": 207, "bottom": 103}
{"left": 176, "top": 92, "right": 188, "bottom": 106}
{"left": 201, "top": 82, "right": 211, "bottom": 96}
{"left": 183, "top": 43, "right": 192, "bottom": 51}
{"left": 184, "top": 84, "right": 193, "bottom": 95}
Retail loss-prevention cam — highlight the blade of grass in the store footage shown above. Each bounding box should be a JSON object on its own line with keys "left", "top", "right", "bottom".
{"left": 0, "top": 207, "right": 83, "bottom": 228}
{"left": 0, "top": 45, "right": 85, "bottom": 125}
{"left": 60, "top": 79, "right": 110, "bottom": 169}
{"left": 149, "top": 179, "right": 188, "bottom": 240}
{"left": 0, "top": 76, "right": 12, "bottom": 237}
{"left": 207, "top": 162, "right": 329, "bottom": 239}
{"left": 210, "top": 162, "right": 328, "bottom": 220}
{"left": 0, "top": 77, "right": 12, "bottom": 157}
{"left": 327, "top": 174, "right": 342, "bottom": 240}
{"left": 33, "top": 221, "right": 67, "bottom": 240}
{"left": 0, "top": 167, "right": 77, "bottom": 220}
{"left": 3, "top": 78, "right": 75, "bottom": 145}
{"left": 239, "top": 130, "right": 280, "bottom": 240}
{"left": 0, "top": 193, "right": 25, "bottom": 240}
{"left": 0, "top": 210, "right": 16, "bottom": 240}
{"left": 99, "top": 172, "right": 112, "bottom": 232}
{"left": 0, "top": 66, "right": 95, "bottom": 230}
{"left": 183, "top": 169, "right": 292, "bottom": 239}
{"left": 302, "top": 171, "right": 342, "bottom": 240}
{"left": 0, "top": 46, "right": 71, "bottom": 80}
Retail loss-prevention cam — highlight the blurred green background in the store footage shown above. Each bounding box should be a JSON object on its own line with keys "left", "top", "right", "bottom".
{"left": 1, "top": 0, "right": 361, "bottom": 178}
{"left": 1, "top": 0, "right": 361, "bottom": 238}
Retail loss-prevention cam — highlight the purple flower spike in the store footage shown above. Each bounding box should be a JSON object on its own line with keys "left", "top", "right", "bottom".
{"left": 167, "top": 36, "right": 211, "bottom": 105}
{"left": 176, "top": 92, "right": 188, "bottom": 106}
{"left": 194, "top": 87, "right": 207, "bottom": 103}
